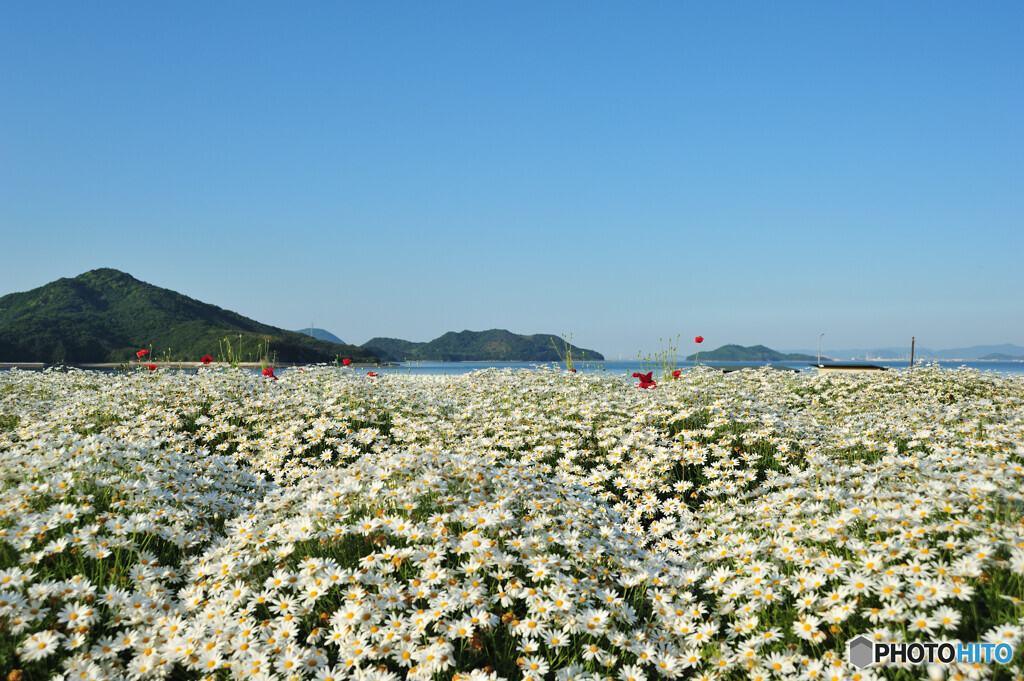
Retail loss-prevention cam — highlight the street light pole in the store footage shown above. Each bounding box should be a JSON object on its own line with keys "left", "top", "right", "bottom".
{"left": 818, "top": 333, "right": 825, "bottom": 367}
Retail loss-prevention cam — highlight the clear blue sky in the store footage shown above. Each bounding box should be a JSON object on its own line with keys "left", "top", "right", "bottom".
{"left": 1, "top": 2, "right": 1021, "bottom": 358}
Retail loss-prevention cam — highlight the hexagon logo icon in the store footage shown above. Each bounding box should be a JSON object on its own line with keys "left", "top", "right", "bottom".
{"left": 848, "top": 635, "right": 875, "bottom": 669}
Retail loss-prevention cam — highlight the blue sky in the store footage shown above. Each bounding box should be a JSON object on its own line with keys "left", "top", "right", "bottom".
{"left": 1, "top": 2, "right": 1021, "bottom": 358}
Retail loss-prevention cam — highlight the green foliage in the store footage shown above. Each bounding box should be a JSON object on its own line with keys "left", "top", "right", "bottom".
{"left": 638, "top": 334, "right": 681, "bottom": 380}
{"left": 0, "top": 268, "right": 378, "bottom": 364}
{"left": 550, "top": 332, "right": 583, "bottom": 371}
{"left": 362, "top": 328, "right": 604, "bottom": 362}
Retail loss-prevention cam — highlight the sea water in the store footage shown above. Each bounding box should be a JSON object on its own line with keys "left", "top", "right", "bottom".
{"left": 4, "top": 359, "right": 1022, "bottom": 378}
{"left": 378, "top": 359, "right": 1024, "bottom": 377}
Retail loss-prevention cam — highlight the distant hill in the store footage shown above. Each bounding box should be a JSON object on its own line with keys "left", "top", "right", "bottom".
{"left": 295, "top": 327, "right": 345, "bottom": 344}
{"left": 782, "top": 343, "right": 1024, "bottom": 360}
{"left": 362, "top": 329, "right": 604, "bottom": 362}
{"left": 929, "top": 344, "right": 1024, "bottom": 360}
{"left": 0, "top": 269, "right": 378, "bottom": 364}
{"left": 685, "top": 344, "right": 819, "bottom": 362}
{"left": 981, "top": 353, "right": 1024, "bottom": 361}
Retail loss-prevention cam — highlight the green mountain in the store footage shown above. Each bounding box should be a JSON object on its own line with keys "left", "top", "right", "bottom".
{"left": 0, "top": 269, "right": 377, "bottom": 364}
{"left": 685, "top": 344, "right": 819, "bottom": 362}
{"left": 363, "top": 329, "right": 604, "bottom": 362}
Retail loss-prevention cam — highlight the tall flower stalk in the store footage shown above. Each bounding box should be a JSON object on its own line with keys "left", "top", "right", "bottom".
{"left": 551, "top": 333, "right": 576, "bottom": 372}
{"left": 638, "top": 335, "right": 680, "bottom": 382}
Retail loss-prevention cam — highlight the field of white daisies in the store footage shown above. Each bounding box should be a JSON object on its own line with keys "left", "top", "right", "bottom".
{"left": 0, "top": 364, "right": 1022, "bottom": 681}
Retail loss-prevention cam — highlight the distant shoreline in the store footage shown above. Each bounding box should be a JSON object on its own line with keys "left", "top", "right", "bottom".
{"left": 0, "top": 361, "right": 391, "bottom": 370}
{"left": 2, "top": 358, "right": 1021, "bottom": 371}
{"left": 818, "top": 358, "right": 1023, "bottom": 363}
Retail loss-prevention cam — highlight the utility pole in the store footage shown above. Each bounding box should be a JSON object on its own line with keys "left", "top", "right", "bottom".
{"left": 910, "top": 337, "right": 915, "bottom": 368}
{"left": 817, "top": 333, "right": 825, "bottom": 367}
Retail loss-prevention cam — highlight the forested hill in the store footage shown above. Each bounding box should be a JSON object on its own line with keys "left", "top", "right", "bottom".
{"left": 362, "top": 329, "right": 604, "bottom": 362}
{"left": 0, "top": 269, "right": 377, "bottom": 364}
{"left": 685, "top": 344, "right": 819, "bottom": 361}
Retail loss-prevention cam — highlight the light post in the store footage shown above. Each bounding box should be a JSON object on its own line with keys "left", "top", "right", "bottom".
{"left": 817, "top": 333, "right": 825, "bottom": 367}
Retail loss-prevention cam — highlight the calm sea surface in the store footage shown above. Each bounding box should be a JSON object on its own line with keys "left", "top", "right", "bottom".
{"left": 4, "top": 360, "right": 1022, "bottom": 378}
{"left": 378, "top": 359, "right": 1024, "bottom": 378}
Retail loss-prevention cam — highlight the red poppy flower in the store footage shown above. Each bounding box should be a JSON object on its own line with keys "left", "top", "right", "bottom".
{"left": 568, "top": 368, "right": 577, "bottom": 373}
{"left": 631, "top": 372, "right": 641, "bottom": 378}
{"left": 342, "top": 358, "right": 352, "bottom": 366}
{"left": 636, "top": 371, "right": 656, "bottom": 389}
{"left": 146, "top": 364, "right": 157, "bottom": 371}
{"left": 672, "top": 369, "right": 682, "bottom": 379}
{"left": 262, "top": 367, "right": 275, "bottom": 377}
{"left": 366, "top": 371, "right": 378, "bottom": 377}
{"left": 695, "top": 336, "right": 704, "bottom": 344}
{"left": 136, "top": 349, "right": 148, "bottom": 358}
{"left": 201, "top": 355, "right": 213, "bottom": 365}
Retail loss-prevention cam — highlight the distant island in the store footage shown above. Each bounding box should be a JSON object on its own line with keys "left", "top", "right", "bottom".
{"left": 0, "top": 269, "right": 377, "bottom": 364}
{"left": 981, "top": 353, "right": 1024, "bottom": 361}
{"left": 685, "top": 344, "right": 820, "bottom": 362}
{"left": 363, "top": 329, "right": 604, "bottom": 362}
